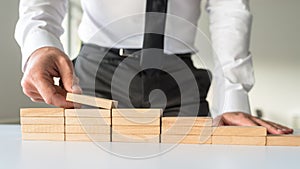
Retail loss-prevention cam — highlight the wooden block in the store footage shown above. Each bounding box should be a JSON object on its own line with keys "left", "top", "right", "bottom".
{"left": 112, "top": 109, "right": 162, "bottom": 118}
{"left": 161, "top": 134, "right": 212, "bottom": 144}
{"left": 65, "top": 125, "right": 111, "bottom": 134}
{"left": 266, "top": 135, "right": 300, "bottom": 146}
{"left": 112, "top": 117, "right": 160, "bottom": 126}
{"left": 22, "top": 133, "right": 64, "bottom": 141}
{"left": 65, "top": 117, "right": 111, "bottom": 125}
{"left": 21, "top": 125, "right": 64, "bottom": 133}
{"left": 66, "top": 93, "right": 118, "bottom": 109}
{"left": 65, "top": 109, "right": 111, "bottom": 118}
{"left": 20, "top": 108, "right": 64, "bottom": 117}
{"left": 112, "top": 125, "right": 160, "bottom": 135}
{"left": 112, "top": 133, "right": 159, "bottom": 143}
{"left": 162, "top": 126, "right": 212, "bottom": 135}
{"left": 212, "top": 136, "right": 266, "bottom": 146}
{"left": 65, "top": 133, "right": 110, "bottom": 142}
{"left": 162, "top": 117, "right": 212, "bottom": 127}
{"left": 212, "top": 126, "right": 267, "bottom": 136}
{"left": 20, "top": 117, "right": 64, "bottom": 125}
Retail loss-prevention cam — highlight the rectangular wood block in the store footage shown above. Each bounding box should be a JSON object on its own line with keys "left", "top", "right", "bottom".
{"left": 112, "top": 109, "right": 162, "bottom": 118}
{"left": 65, "top": 117, "right": 111, "bottom": 125}
{"left": 65, "top": 109, "right": 111, "bottom": 118}
{"left": 212, "top": 136, "right": 266, "bottom": 146}
{"left": 20, "top": 108, "right": 64, "bottom": 117}
{"left": 21, "top": 125, "right": 64, "bottom": 133}
{"left": 65, "top": 133, "right": 110, "bottom": 142}
{"left": 65, "top": 125, "right": 111, "bottom": 134}
{"left": 212, "top": 126, "right": 267, "bottom": 136}
{"left": 112, "top": 133, "right": 159, "bottom": 143}
{"left": 20, "top": 117, "right": 64, "bottom": 125}
{"left": 162, "top": 126, "right": 212, "bottom": 135}
{"left": 66, "top": 93, "right": 118, "bottom": 109}
{"left": 161, "top": 134, "right": 212, "bottom": 144}
{"left": 112, "top": 125, "right": 160, "bottom": 135}
{"left": 162, "top": 117, "right": 212, "bottom": 127}
{"left": 266, "top": 135, "right": 300, "bottom": 146}
{"left": 112, "top": 117, "right": 160, "bottom": 126}
{"left": 22, "top": 133, "right": 64, "bottom": 141}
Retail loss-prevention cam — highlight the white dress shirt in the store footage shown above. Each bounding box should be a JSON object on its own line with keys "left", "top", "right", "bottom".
{"left": 15, "top": 0, "right": 254, "bottom": 116}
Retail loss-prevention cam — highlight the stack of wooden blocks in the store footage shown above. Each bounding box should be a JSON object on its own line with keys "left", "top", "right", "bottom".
{"left": 112, "top": 109, "right": 162, "bottom": 143}
{"left": 65, "top": 109, "right": 111, "bottom": 142}
{"left": 211, "top": 126, "right": 267, "bottom": 146}
{"left": 161, "top": 117, "right": 213, "bottom": 144}
{"left": 20, "top": 93, "right": 300, "bottom": 146}
{"left": 20, "top": 108, "right": 65, "bottom": 141}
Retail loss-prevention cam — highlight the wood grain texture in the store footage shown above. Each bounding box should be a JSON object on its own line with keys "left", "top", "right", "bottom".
{"left": 66, "top": 93, "right": 118, "bottom": 109}
{"left": 22, "top": 133, "right": 64, "bottom": 141}
{"left": 112, "top": 133, "right": 159, "bottom": 143}
{"left": 20, "top": 117, "right": 64, "bottom": 125}
{"left": 161, "top": 134, "right": 212, "bottom": 144}
{"left": 112, "top": 125, "right": 160, "bottom": 135}
{"left": 112, "top": 117, "right": 160, "bottom": 126}
{"left": 266, "top": 135, "right": 300, "bottom": 146}
{"left": 65, "top": 109, "right": 111, "bottom": 118}
{"left": 162, "top": 126, "right": 212, "bottom": 135}
{"left": 212, "top": 136, "right": 266, "bottom": 146}
{"left": 21, "top": 125, "right": 64, "bottom": 133}
{"left": 20, "top": 108, "right": 64, "bottom": 117}
{"left": 65, "top": 117, "right": 111, "bottom": 125}
{"left": 162, "top": 117, "right": 212, "bottom": 127}
{"left": 212, "top": 126, "right": 267, "bottom": 136}
{"left": 65, "top": 133, "right": 110, "bottom": 142}
{"left": 112, "top": 109, "right": 162, "bottom": 118}
{"left": 65, "top": 125, "right": 111, "bottom": 134}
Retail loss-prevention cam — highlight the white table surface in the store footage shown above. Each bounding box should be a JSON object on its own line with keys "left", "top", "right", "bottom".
{"left": 1, "top": 125, "right": 300, "bottom": 169}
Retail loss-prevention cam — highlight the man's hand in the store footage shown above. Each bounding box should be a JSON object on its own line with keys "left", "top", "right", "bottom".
{"left": 21, "top": 47, "right": 82, "bottom": 108}
{"left": 213, "top": 112, "right": 294, "bottom": 134}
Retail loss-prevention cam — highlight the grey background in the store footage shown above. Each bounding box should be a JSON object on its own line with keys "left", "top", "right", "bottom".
{"left": 0, "top": 0, "right": 299, "bottom": 127}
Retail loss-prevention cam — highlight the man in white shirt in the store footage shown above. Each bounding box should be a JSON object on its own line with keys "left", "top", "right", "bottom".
{"left": 15, "top": 0, "right": 293, "bottom": 134}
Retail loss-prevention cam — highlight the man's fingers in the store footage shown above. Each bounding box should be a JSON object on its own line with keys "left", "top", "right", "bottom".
{"left": 252, "top": 117, "right": 294, "bottom": 134}
{"left": 54, "top": 86, "right": 81, "bottom": 108}
{"left": 34, "top": 75, "right": 71, "bottom": 108}
{"left": 30, "top": 98, "right": 44, "bottom": 102}
{"left": 251, "top": 117, "right": 283, "bottom": 134}
{"left": 21, "top": 80, "right": 44, "bottom": 101}
{"left": 267, "top": 121, "right": 294, "bottom": 134}
{"left": 35, "top": 75, "right": 57, "bottom": 105}
{"left": 21, "top": 47, "right": 83, "bottom": 108}
{"left": 56, "top": 56, "right": 77, "bottom": 93}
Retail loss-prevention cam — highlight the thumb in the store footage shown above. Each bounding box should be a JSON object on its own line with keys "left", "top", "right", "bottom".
{"left": 71, "top": 76, "right": 82, "bottom": 94}
{"left": 56, "top": 57, "right": 78, "bottom": 93}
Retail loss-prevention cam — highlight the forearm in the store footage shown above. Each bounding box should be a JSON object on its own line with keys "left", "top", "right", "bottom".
{"left": 206, "top": 0, "right": 254, "bottom": 115}
{"left": 14, "top": 0, "right": 68, "bottom": 71}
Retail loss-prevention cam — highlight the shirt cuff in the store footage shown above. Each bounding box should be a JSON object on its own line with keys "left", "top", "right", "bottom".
{"left": 21, "top": 30, "right": 64, "bottom": 72}
{"left": 221, "top": 86, "right": 251, "bottom": 115}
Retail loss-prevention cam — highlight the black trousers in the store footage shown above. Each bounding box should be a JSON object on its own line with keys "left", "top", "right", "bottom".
{"left": 73, "top": 44, "right": 211, "bottom": 117}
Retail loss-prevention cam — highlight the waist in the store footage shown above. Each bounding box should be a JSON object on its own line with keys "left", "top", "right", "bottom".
{"left": 81, "top": 43, "right": 192, "bottom": 58}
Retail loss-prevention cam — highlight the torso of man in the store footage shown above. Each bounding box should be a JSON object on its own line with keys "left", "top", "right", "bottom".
{"left": 79, "top": 0, "right": 202, "bottom": 54}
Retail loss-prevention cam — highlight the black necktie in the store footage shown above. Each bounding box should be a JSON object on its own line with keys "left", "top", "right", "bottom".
{"left": 140, "top": 0, "right": 168, "bottom": 68}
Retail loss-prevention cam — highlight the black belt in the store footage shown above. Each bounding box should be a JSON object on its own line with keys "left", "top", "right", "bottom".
{"left": 109, "top": 48, "right": 192, "bottom": 58}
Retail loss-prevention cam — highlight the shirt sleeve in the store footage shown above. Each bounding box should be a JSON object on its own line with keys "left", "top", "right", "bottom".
{"left": 206, "top": 0, "right": 255, "bottom": 116}
{"left": 14, "top": 0, "right": 68, "bottom": 72}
